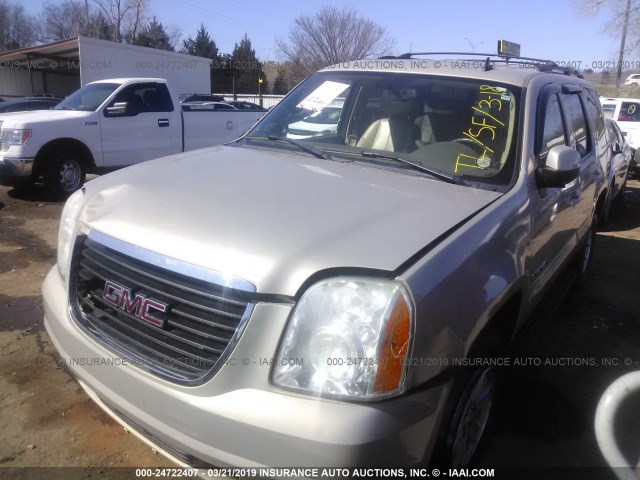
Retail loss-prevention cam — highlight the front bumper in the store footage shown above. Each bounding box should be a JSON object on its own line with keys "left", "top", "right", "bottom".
{"left": 43, "top": 267, "right": 449, "bottom": 467}
{"left": 0, "top": 155, "right": 35, "bottom": 185}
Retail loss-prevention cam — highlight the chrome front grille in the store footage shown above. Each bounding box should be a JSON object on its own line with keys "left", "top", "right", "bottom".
{"left": 70, "top": 232, "right": 255, "bottom": 384}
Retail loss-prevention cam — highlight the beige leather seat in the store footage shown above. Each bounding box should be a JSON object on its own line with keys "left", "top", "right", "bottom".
{"left": 356, "top": 89, "right": 421, "bottom": 153}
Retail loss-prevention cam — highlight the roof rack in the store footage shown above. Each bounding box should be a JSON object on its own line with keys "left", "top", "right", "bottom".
{"left": 378, "top": 52, "right": 584, "bottom": 79}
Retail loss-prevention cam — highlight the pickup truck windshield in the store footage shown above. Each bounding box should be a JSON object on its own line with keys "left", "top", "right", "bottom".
{"left": 248, "top": 71, "right": 520, "bottom": 187}
{"left": 55, "top": 83, "right": 119, "bottom": 112}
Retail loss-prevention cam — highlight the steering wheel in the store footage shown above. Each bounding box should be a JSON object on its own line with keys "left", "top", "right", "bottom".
{"left": 451, "top": 138, "right": 493, "bottom": 169}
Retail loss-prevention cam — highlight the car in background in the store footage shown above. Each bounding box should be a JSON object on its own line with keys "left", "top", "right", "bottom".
{"left": 223, "top": 101, "right": 267, "bottom": 111}
{"left": 602, "top": 118, "right": 632, "bottom": 222}
{"left": 287, "top": 105, "right": 343, "bottom": 139}
{"left": 605, "top": 118, "right": 633, "bottom": 200}
{"left": 179, "top": 93, "right": 225, "bottom": 103}
{"left": 0, "top": 97, "right": 61, "bottom": 113}
{"left": 600, "top": 97, "right": 640, "bottom": 178}
{"left": 625, "top": 74, "right": 640, "bottom": 86}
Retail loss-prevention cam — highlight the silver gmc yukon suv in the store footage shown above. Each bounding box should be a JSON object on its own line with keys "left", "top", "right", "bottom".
{"left": 43, "top": 51, "right": 608, "bottom": 468}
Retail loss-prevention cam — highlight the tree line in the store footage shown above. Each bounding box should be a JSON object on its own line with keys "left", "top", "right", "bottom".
{"left": 0, "top": 1, "right": 394, "bottom": 95}
{"left": 1, "top": 0, "right": 180, "bottom": 53}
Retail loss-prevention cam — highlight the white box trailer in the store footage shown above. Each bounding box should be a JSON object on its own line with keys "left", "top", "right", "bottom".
{"left": 0, "top": 36, "right": 212, "bottom": 99}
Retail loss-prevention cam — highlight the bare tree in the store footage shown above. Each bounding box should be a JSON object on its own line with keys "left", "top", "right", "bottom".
{"left": 276, "top": 6, "right": 395, "bottom": 81}
{"left": 92, "top": 0, "right": 147, "bottom": 43}
{"left": 0, "top": 0, "right": 37, "bottom": 51}
{"left": 573, "top": 0, "right": 640, "bottom": 90}
{"left": 40, "top": 1, "right": 87, "bottom": 42}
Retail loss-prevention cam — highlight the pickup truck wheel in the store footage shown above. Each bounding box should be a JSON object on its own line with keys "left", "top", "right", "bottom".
{"left": 445, "top": 367, "right": 496, "bottom": 467}
{"left": 574, "top": 214, "right": 597, "bottom": 288}
{"left": 45, "top": 152, "right": 86, "bottom": 199}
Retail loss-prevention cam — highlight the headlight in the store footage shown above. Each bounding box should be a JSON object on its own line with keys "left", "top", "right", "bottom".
{"left": 57, "top": 189, "right": 85, "bottom": 280}
{"left": 272, "top": 277, "right": 413, "bottom": 400}
{"left": 0, "top": 128, "right": 31, "bottom": 150}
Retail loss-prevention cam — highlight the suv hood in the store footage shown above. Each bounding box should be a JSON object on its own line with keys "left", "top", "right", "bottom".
{"left": 79, "top": 146, "right": 502, "bottom": 296}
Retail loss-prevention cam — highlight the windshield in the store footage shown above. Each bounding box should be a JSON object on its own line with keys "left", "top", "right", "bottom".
{"left": 55, "top": 83, "right": 119, "bottom": 111}
{"left": 247, "top": 71, "right": 521, "bottom": 188}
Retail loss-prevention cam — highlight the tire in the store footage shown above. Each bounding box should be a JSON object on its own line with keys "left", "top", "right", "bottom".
{"left": 44, "top": 150, "right": 86, "bottom": 200}
{"left": 432, "top": 333, "right": 501, "bottom": 468}
{"left": 574, "top": 214, "right": 597, "bottom": 289}
{"left": 445, "top": 367, "right": 496, "bottom": 467}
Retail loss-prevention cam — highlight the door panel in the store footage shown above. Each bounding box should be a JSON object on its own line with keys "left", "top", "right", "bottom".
{"left": 530, "top": 89, "right": 581, "bottom": 297}
{"left": 100, "top": 83, "right": 181, "bottom": 168}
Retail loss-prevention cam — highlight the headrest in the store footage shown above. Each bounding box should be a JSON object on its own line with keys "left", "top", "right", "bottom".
{"left": 381, "top": 88, "right": 416, "bottom": 116}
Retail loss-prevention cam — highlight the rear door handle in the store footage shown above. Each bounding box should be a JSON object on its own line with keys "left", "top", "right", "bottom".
{"left": 158, "top": 119, "right": 170, "bottom": 127}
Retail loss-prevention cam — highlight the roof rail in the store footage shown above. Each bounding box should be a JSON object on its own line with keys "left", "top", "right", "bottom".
{"left": 377, "top": 52, "right": 584, "bottom": 79}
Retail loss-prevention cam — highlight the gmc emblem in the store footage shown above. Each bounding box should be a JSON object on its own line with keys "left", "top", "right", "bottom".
{"left": 102, "top": 280, "right": 168, "bottom": 328}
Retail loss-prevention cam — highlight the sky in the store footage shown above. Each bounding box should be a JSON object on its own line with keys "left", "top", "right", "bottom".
{"left": 22, "top": 0, "right": 625, "bottom": 68}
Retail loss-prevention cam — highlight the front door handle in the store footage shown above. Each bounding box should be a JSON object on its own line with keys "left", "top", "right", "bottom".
{"left": 158, "top": 119, "right": 170, "bottom": 127}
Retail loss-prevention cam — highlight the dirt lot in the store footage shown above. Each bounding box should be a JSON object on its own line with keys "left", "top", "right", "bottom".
{"left": 1, "top": 178, "right": 640, "bottom": 480}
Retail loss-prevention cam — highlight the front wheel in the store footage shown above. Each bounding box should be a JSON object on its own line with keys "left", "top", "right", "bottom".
{"left": 433, "top": 332, "right": 501, "bottom": 468}
{"left": 445, "top": 367, "right": 496, "bottom": 467}
{"left": 44, "top": 151, "right": 86, "bottom": 200}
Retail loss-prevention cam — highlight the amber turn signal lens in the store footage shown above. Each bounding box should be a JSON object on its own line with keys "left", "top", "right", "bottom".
{"left": 374, "top": 294, "right": 411, "bottom": 393}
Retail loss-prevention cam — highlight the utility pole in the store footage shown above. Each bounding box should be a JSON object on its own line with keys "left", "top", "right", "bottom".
{"left": 616, "top": 0, "right": 632, "bottom": 95}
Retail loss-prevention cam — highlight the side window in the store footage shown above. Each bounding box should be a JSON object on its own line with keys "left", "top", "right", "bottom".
{"left": 561, "top": 93, "right": 591, "bottom": 158}
{"left": 110, "top": 84, "right": 143, "bottom": 115}
{"left": 583, "top": 89, "right": 607, "bottom": 156}
{"left": 138, "top": 84, "right": 173, "bottom": 113}
{"left": 109, "top": 83, "right": 174, "bottom": 116}
{"left": 538, "top": 93, "right": 567, "bottom": 160}
{"left": 584, "top": 90, "right": 604, "bottom": 134}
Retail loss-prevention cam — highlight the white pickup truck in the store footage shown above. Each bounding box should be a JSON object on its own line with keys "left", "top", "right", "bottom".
{"left": 0, "top": 78, "right": 265, "bottom": 198}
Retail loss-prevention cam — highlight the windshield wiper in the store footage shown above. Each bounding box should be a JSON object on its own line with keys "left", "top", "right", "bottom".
{"left": 244, "top": 135, "right": 332, "bottom": 160}
{"left": 359, "top": 151, "right": 466, "bottom": 186}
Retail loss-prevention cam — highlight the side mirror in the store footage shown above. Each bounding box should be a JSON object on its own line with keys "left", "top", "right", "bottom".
{"left": 536, "top": 145, "right": 580, "bottom": 188}
{"left": 104, "top": 102, "right": 128, "bottom": 117}
{"left": 612, "top": 141, "right": 622, "bottom": 155}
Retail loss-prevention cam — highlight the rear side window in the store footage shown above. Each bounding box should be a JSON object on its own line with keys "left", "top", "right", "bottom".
{"left": 618, "top": 101, "right": 640, "bottom": 122}
{"left": 539, "top": 94, "right": 567, "bottom": 159}
{"left": 562, "top": 94, "right": 591, "bottom": 157}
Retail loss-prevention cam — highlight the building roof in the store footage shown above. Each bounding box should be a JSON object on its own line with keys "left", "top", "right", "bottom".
{"left": 0, "top": 37, "right": 81, "bottom": 75}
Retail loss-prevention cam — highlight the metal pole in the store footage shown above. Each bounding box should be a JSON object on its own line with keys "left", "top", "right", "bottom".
{"left": 616, "top": 0, "right": 632, "bottom": 96}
